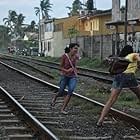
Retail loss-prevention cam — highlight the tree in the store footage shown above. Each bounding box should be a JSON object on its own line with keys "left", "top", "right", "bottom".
{"left": 34, "top": 0, "right": 52, "bottom": 19}
{"left": 3, "top": 10, "right": 25, "bottom": 38}
{"left": 25, "top": 20, "right": 38, "bottom": 32}
{"left": 86, "top": 0, "right": 94, "bottom": 12}
{"left": 120, "top": 6, "right": 125, "bottom": 13}
{"left": 66, "top": 6, "right": 72, "bottom": 16}
{"left": 3, "top": 10, "right": 17, "bottom": 36}
{"left": 0, "top": 25, "right": 11, "bottom": 48}
{"left": 66, "top": 0, "right": 83, "bottom": 16}
{"left": 34, "top": 7, "right": 41, "bottom": 19}
{"left": 15, "top": 13, "right": 25, "bottom": 37}
{"left": 68, "top": 26, "right": 78, "bottom": 41}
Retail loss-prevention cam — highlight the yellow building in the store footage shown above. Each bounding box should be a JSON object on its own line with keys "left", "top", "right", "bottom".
{"left": 54, "top": 16, "right": 89, "bottom": 38}
{"left": 79, "top": 9, "right": 112, "bottom": 36}
{"left": 39, "top": 16, "right": 89, "bottom": 57}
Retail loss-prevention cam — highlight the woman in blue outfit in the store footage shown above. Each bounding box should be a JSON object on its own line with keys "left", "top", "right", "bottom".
{"left": 51, "top": 43, "right": 79, "bottom": 114}
{"left": 97, "top": 45, "right": 140, "bottom": 126}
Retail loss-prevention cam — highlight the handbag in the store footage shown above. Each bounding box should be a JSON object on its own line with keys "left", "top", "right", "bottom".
{"left": 108, "top": 57, "right": 131, "bottom": 75}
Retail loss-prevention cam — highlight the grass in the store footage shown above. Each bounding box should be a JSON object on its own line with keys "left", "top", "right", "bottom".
{"left": 77, "top": 57, "right": 102, "bottom": 68}
{"left": 32, "top": 56, "right": 60, "bottom": 63}
{"left": 13, "top": 55, "right": 140, "bottom": 112}
{"left": 86, "top": 85, "right": 140, "bottom": 109}
{"left": 71, "top": 96, "right": 101, "bottom": 116}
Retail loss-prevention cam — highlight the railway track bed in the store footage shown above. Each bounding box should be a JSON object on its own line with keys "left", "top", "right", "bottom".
{"left": 0, "top": 60, "right": 139, "bottom": 139}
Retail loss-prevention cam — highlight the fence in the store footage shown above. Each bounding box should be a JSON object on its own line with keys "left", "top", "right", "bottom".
{"left": 70, "top": 32, "right": 140, "bottom": 60}
{"left": 71, "top": 34, "right": 113, "bottom": 60}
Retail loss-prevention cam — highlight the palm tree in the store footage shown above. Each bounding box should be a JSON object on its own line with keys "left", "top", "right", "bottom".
{"left": 34, "top": 0, "right": 52, "bottom": 19}
{"left": 25, "top": 20, "right": 38, "bottom": 32}
{"left": 41, "top": 0, "right": 52, "bottom": 19}
{"left": 34, "top": 7, "right": 41, "bottom": 18}
{"left": 30, "top": 20, "right": 37, "bottom": 32}
{"left": 15, "top": 13, "right": 25, "bottom": 37}
{"left": 3, "top": 10, "right": 25, "bottom": 38}
{"left": 3, "top": 10, "right": 17, "bottom": 36}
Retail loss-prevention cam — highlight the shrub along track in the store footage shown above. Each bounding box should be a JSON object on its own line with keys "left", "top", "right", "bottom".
{"left": 0, "top": 60, "right": 139, "bottom": 139}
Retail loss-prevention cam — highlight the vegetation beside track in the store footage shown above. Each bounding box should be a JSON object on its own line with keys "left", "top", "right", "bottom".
{"left": 4, "top": 54, "right": 140, "bottom": 118}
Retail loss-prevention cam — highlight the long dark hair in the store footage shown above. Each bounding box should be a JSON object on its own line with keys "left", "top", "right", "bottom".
{"left": 119, "top": 45, "right": 133, "bottom": 57}
{"left": 64, "top": 43, "right": 79, "bottom": 53}
{"left": 64, "top": 47, "right": 70, "bottom": 53}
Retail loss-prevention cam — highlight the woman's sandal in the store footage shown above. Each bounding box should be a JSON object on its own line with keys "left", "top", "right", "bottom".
{"left": 51, "top": 101, "right": 55, "bottom": 107}
{"left": 96, "top": 121, "right": 103, "bottom": 127}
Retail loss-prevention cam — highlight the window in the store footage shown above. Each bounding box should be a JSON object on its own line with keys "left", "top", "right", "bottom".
{"left": 54, "top": 23, "right": 63, "bottom": 31}
{"left": 90, "top": 22, "right": 92, "bottom": 31}
{"left": 48, "top": 41, "right": 51, "bottom": 52}
{"left": 45, "top": 22, "right": 53, "bottom": 32}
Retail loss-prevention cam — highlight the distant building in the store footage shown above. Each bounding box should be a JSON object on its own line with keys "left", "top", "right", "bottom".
{"left": 79, "top": 9, "right": 112, "bottom": 36}
{"left": 107, "top": 0, "right": 140, "bottom": 33}
{"left": 106, "top": 0, "right": 140, "bottom": 54}
{"left": 39, "top": 16, "right": 86, "bottom": 57}
{"left": 112, "top": 0, "right": 140, "bottom": 21}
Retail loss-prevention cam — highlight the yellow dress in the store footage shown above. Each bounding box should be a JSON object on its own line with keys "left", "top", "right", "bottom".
{"left": 123, "top": 53, "right": 137, "bottom": 74}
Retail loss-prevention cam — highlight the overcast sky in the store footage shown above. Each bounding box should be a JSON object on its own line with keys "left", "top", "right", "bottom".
{"left": 0, "top": 0, "right": 114, "bottom": 25}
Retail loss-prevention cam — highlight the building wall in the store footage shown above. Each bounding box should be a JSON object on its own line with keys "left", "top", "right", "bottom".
{"left": 112, "top": 0, "right": 120, "bottom": 21}
{"left": 53, "top": 31, "right": 64, "bottom": 57}
{"left": 112, "top": 0, "right": 140, "bottom": 21}
{"left": 81, "top": 14, "right": 112, "bottom": 35}
{"left": 98, "top": 15, "right": 112, "bottom": 35}
{"left": 128, "top": 0, "right": 140, "bottom": 19}
{"left": 42, "top": 16, "right": 89, "bottom": 57}
{"left": 43, "top": 31, "right": 70, "bottom": 57}
{"left": 55, "top": 16, "right": 79, "bottom": 39}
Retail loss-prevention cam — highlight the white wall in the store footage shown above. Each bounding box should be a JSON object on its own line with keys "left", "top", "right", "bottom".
{"left": 42, "top": 31, "right": 70, "bottom": 57}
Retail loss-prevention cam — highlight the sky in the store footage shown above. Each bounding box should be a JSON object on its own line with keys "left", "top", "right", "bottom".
{"left": 0, "top": 0, "right": 116, "bottom": 25}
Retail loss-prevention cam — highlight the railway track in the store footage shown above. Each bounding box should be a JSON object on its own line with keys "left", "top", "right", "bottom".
{"left": 0, "top": 54, "right": 113, "bottom": 83}
{"left": 0, "top": 58, "right": 139, "bottom": 139}
{"left": 0, "top": 94, "right": 35, "bottom": 140}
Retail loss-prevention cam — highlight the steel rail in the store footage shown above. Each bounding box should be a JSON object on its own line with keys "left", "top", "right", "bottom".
{"left": 0, "top": 62, "right": 59, "bottom": 140}
{"left": 0, "top": 60, "right": 139, "bottom": 130}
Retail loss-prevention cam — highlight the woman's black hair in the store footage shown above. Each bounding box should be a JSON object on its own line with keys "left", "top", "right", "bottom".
{"left": 69, "top": 43, "right": 79, "bottom": 49}
{"left": 119, "top": 45, "right": 133, "bottom": 57}
{"left": 64, "top": 43, "right": 79, "bottom": 53}
{"left": 64, "top": 47, "right": 70, "bottom": 53}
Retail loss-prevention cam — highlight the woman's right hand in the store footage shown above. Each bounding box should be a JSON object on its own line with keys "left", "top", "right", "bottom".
{"left": 66, "top": 68, "right": 73, "bottom": 73}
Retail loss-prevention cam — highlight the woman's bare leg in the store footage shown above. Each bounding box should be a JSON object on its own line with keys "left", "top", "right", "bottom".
{"left": 130, "top": 86, "right": 140, "bottom": 100}
{"left": 97, "top": 88, "right": 121, "bottom": 125}
{"left": 51, "top": 92, "right": 59, "bottom": 106}
{"left": 61, "top": 95, "right": 71, "bottom": 112}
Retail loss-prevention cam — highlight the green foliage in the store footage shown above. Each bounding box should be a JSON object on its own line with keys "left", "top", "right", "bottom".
{"left": 3, "top": 10, "right": 25, "bottom": 39}
{"left": 43, "top": 56, "right": 60, "bottom": 63}
{"left": 24, "top": 20, "right": 38, "bottom": 33}
{"left": 68, "top": 26, "right": 78, "bottom": 38}
{"left": 66, "top": 0, "right": 83, "bottom": 16}
{"left": 78, "top": 57, "right": 102, "bottom": 69}
{"left": 119, "top": 92, "right": 136, "bottom": 102}
{"left": 24, "top": 40, "right": 38, "bottom": 48}
{"left": 35, "top": 0, "right": 53, "bottom": 19}
{"left": 86, "top": 0, "right": 94, "bottom": 11}
{"left": 0, "top": 25, "right": 10, "bottom": 49}
{"left": 120, "top": 6, "right": 125, "bottom": 13}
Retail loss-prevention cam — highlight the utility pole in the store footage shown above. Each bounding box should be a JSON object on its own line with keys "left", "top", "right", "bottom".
{"left": 39, "top": 12, "right": 42, "bottom": 55}
{"left": 39, "top": 0, "right": 43, "bottom": 56}
{"left": 124, "top": 0, "right": 128, "bottom": 47}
